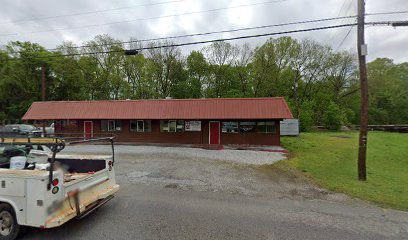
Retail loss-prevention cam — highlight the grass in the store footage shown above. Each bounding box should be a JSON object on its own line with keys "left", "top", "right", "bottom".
{"left": 280, "top": 131, "right": 408, "bottom": 211}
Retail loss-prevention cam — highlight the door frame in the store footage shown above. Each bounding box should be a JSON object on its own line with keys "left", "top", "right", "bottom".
{"left": 83, "top": 121, "right": 93, "bottom": 138}
{"left": 208, "top": 121, "right": 220, "bottom": 145}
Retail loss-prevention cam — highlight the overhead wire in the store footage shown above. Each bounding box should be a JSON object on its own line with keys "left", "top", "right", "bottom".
{"left": 45, "top": 15, "right": 359, "bottom": 52}
{"left": 366, "top": 10, "right": 408, "bottom": 16}
{"left": 0, "top": 0, "right": 289, "bottom": 37}
{"left": 0, "top": 0, "right": 185, "bottom": 25}
{"left": 326, "top": 0, "right": 354, "bottom": 48}
{"left": 335, "top": 25, "right": 355, "bottom": 51}
{"left": 4, "top": 23, "right": 358, "bottom": 60}
{"left": 0, "top": 6, "right": 405, "bottom": 40}
{"left": 1, "top": 6, "right": 405, "bottom": 56}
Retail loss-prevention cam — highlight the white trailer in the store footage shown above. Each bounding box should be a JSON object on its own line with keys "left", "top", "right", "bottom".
{"left": 0, "top": 137, "right": 119, "bottom": 240}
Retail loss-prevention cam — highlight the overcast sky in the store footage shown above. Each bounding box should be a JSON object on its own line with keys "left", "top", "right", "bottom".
{"left": 0, "top": 0, "right": 407, "bottom": 62}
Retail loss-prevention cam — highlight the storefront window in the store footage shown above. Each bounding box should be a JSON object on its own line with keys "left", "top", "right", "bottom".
{"left": 240, "top": 122, "right": 256, "bottom": 133}
{"left": 256, "top": 121, "right": 275, "bottom": 133}
{"left": 101, "top": 120, "right": 122, "bottom": 132}
{"left": 222, "top": 122, "right": 238, "bottom": 133}
{"left": 130, "top": 120, "right": 151, "bottom": 132}
{"left": 160, "top": 120, "right": 184, "bottom": 132}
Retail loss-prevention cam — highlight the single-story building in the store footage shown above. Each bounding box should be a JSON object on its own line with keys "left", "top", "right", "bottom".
{"left": 22, "top": 97, "right": 293, "bottom": 146}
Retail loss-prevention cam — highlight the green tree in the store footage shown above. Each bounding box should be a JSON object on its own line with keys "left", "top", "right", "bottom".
{"left": 0, "top": 41, "right": 50, "bottom": 120}
{"left": 146, "top": 41, "right": 184, "bottom": 98}
{"left": 203, "top": 42, "right": 238, "bottom": 97}
{"left": 324, "top": 102, "right": 345, "bottom": 130}
{"left": 185, "top": 51, "right": 208, "bottom": 98}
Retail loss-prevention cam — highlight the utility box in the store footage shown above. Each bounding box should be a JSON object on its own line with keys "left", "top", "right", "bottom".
{"left": 280, "top": 119, "right": 299, "bottom": 136}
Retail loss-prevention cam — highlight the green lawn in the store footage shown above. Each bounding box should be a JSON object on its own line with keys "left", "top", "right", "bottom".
{"left": 281, "top": 131, "right": 408, "bottom": 210}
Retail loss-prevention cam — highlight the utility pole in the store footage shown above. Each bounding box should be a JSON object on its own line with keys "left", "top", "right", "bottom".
{"left": 41, "top": 64, "right": 46, "bottom": 136}
{"left": 41, "top": 64, "right": 46, "bottom": 101}
{"left": 357, "top": 0, "right": 368, "bottom": 181}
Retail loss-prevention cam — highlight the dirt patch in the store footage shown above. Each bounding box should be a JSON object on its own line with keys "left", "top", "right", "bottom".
{"left": 165, "top": 183, "right": 179, "bottom": 189}
{"left": 252, "top": 163, "right": 348, "bottom": 201}
{"left": 331, "top": 135, "right": 352, "bottom": 139}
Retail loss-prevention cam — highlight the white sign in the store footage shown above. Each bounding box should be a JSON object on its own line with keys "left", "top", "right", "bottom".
{"left": 280, "top": 119, "right": 299, "bottom": 136}
{"left": 185, "top": 121, "right": 201, "bottom": 131}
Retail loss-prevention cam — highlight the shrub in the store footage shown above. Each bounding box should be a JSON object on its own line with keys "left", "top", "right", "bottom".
{"left": 324, "top": 102, "right": 345, "bottom": 130}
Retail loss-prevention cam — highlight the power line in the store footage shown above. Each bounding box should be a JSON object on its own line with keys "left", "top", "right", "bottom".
{"left": 335, "top": 25, "right": 355, "bottom": 51}
{"left": 6, "top": 23, "right": 357, "bottom": 60}
{"left": 0, "top": 0, "right": 289, "bottom": 37}
{"left": 336, "top": 0, "right": 349, "bottom": 17}
{"left": 365, "top": 20, "right": 408, "bottom": 26}
{"left": 45, "top": 15, "right": 358, "bottom": 52}
{"left": 325, "top": 0, "right": 354, "bottom": 46}
{"left": 333, "top": 0, "right": 356, "bottom": 52}
{"left": 366, "top": 10, "right": 408, "bottom": 16}
{"left": 0, "top": 0, "right": 185, "bottom": 25}
{"left": 0, "top": 7, "right": 401, "bottom": 40}
{"left": 119, "top": 23, "right": 359, "bottom": 52}
{"left": 336, "top": 21, "right": 404, "bottom": 52}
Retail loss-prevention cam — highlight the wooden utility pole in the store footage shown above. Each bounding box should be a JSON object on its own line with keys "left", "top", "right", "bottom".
{"left": 357, "top": 0, "right": 368, "bottom": 181}
{"left": 41, "top": 64, "right": 46, "bottom": 101}
{"left": 41, "top": 64, "right": 46, "bottom": 136}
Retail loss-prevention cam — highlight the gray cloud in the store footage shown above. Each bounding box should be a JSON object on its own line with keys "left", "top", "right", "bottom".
{"left": 0, "top": 0, "right": 407, "bottom": 62}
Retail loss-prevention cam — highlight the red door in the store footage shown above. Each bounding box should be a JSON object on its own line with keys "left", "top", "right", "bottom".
{"left": 209, "top": 122, "right": 220, "bottom": 145}
{"left": 84, "top": 121, "right": 93, "bottom": 139}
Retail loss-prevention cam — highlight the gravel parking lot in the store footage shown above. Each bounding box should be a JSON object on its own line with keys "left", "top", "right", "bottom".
{"left": 61, "top": 145, "right": 346, "bottom": 201}
{"left": 19, "top": 144, "right": 408, "bottom": 240}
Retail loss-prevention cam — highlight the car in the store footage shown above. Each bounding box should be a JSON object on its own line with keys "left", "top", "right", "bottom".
{"left": 45, "top": 123, "right": 55, "bottom": 135}
{"left": 0, "top": 124, "right": 43, "bottom": 137}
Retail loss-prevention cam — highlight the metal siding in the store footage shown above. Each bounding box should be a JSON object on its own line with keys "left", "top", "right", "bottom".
{"left": 22, "top": 98, "right": 293, "bottom": 120}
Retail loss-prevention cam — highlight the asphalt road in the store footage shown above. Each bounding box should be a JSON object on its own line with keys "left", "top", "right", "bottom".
{"left": 21, "top": 145, "right": 408, "bottom": 240}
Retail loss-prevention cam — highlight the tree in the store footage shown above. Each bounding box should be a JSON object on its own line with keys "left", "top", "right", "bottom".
{"left": 49, "top": 41, "right": 87, "bottom": 101}
{"left": 232, "top": 43, "right": 253, "bottom": 97}
{"left": 0, "top": 41, "right": 50, "bottom": 120}
{"left": 367, "top": 58, "right": 408, "bottom": 124}
{"left": 250, "top": 37, "right": 299, "bottom": 98}
{"left": 81, "top": 34, "right": 127, "bottom": 99}
{"left": 1, "top": 35, "right": 407, "bottom": 128}
{"left": 185, "top": 51, "right": 208, "bottom": 98}
{"left": 203, "top": 42, "right": 239, "bottom": 97}
{"left": 145, "top": 41, "right": 184, "bottom": 98}
{"left": 324, "top": 102, "right": 345, "bottom": 130}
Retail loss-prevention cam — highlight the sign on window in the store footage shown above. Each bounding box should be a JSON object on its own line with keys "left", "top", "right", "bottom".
{"left": 185, "top": 121, "right": 201, "bottom": 131}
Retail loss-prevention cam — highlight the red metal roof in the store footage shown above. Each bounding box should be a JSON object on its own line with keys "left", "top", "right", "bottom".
{"left": 22, "top": 98, "right": 293, "bottom": 120}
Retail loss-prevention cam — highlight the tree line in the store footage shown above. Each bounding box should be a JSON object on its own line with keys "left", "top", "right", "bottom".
{"left": 0, "top": 34, "right": 407, "bottom": 130}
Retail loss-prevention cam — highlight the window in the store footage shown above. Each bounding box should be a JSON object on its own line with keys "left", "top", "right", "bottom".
{"left": 130, "top": 120, "right": 151, "bottom": 132}
{"left": 101, "top": 120, "right": 122, "bottom": 132}
{"left": 160, "top": 120, "right": 184, "bottom": 132}
{"left": 257, "top": 121, "right": 276, "bottom": 133}
{"left": 57, "top": 120, "right": 68, "bottom": 127}
{"left": 240, "top": 122, "right": 256, "bottom": 133}
{"left": 222, "top": 122, "right": 238, "bottom": 133}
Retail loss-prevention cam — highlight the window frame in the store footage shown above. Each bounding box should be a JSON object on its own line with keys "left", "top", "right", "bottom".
{"left": 256, "top": 121, "right": 276, "bottom": 134}
{"left": 160, "top": 120, "right": 184, "bottom": 133}
{"left": 137, "top": 120, "right": 144, "bottom": 132}
{"left": 222, "top": 121, "right": 239, "bottom": 134}
{"left": 101, "top": 120, "right": 122, "bottom": 132}
{"left": 239, "top": 121, "right": 256, "bottom": 133}
{"left": 130, "top": 120, "right": 151, "bottom": 132}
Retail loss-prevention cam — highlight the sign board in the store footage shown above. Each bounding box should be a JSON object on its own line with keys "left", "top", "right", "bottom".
{"left": 185, "top": 121, "right": 201, "bottom": 131}
{"left": 280, "top": 119, "right": 299, "bottom": 136}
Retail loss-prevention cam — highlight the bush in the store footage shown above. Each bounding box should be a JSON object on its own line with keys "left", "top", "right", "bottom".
{"left": 324, "top": 102, "right": 344, "bottom": 130}
{"left": 299, "top": 101, "right": 315, "bottom": 132}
